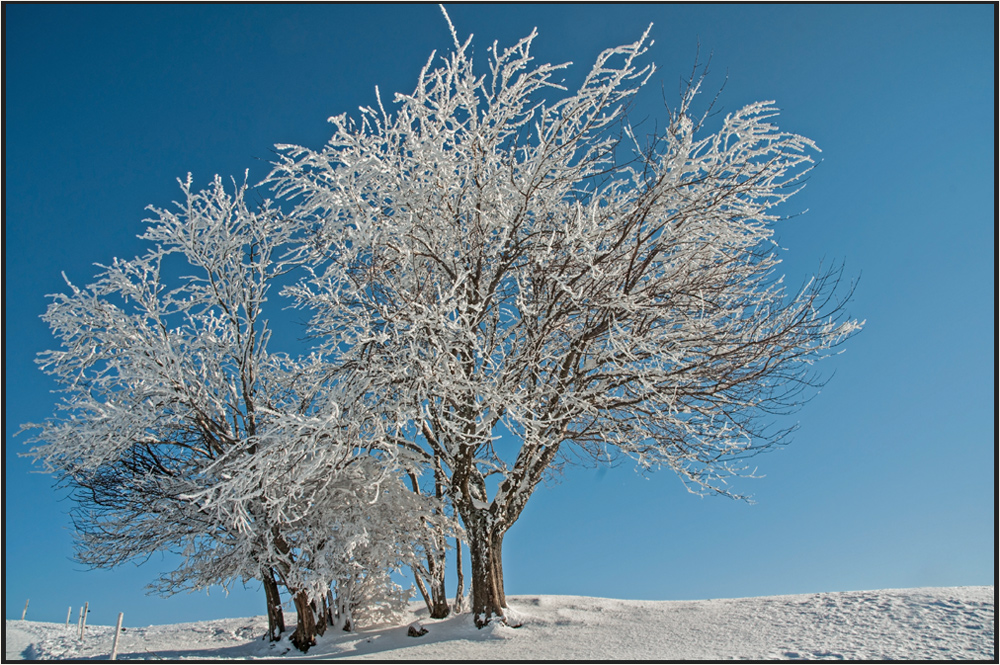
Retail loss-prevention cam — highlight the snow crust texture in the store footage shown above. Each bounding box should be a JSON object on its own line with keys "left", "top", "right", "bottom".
{"left": 6, "top": 587, "right": 993, "bottom": 661}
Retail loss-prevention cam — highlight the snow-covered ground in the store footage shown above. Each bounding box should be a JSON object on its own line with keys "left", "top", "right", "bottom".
{"left": 6, "top": 586, "right": 993, "bottom": 661}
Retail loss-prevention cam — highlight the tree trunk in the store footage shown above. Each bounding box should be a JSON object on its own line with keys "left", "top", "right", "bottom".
{"left": 490, "top": 530, "right": 506, "bottom": 610}
{"left": 453, "top": 536, "right": 465, "bottom": 614}
{"left": 326, "top": 589, "right": 337, "bottom": 627}
{"left": 289, "top": 589, "right": 320, "bottom": 653}
{"left": 464, "top": 508, "right": 507, "bottom": 627}
{"left": 413, "top": 568, "right": 433, "bottom": 610}
{"left": 262, "top": 567, "right": 285, "bottom": 642}
{"left": 312, "top": 598, "right": 327, "bottom": 637}
{"left": 331, "top": 580, "right": 354, "bottom": 633}
{"left": 426, "top": 546, "right": 451, "bottom": 618}
{"left": 408, "top": 469, "right": 452, "bottom": 618}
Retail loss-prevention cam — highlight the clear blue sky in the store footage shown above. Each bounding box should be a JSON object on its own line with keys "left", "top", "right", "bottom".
{"left": 4, "top": 4, "right": 994, "bottom": 628}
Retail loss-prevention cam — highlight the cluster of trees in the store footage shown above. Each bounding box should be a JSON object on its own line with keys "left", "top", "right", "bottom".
{"left": 23, "top": 10, "right": 860, "bottom": 652}
{"left": 23, "top": 175, "right": 457, "bottom": 649}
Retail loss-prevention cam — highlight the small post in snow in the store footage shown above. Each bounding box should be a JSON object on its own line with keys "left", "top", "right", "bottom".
{"left": 66, "top": 606, "right": 73, "bottom": 628}
{"left": 109, "top": 612, "right": 124, "bottom": 660}
{"left": 78, "top": 606, "right": 84, "bottom": 634}
{"left": 22, "top": 599, "right": 29, "bottom": 620}
{"left": 79, "top": 602, "right": 89, "bottom": 639}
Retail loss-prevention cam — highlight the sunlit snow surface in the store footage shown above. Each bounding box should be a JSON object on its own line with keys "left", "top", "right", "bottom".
{"left": 6, "top": 587, "right": 993, "bottom": 660}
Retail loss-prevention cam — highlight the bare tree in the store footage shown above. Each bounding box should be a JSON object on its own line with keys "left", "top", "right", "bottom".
{"left": 269, "top": 10, "right": 862, "bottom": 628}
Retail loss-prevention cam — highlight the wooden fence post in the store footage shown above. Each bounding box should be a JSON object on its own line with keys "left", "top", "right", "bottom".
{"left": 79, "top": 602, "right": 89, "bottom": 639}
{"left": 110, "top": 612, "right": 124, "bottom": 660}
{"left": 66, "top": 606, "right": 73, "bottom": 628}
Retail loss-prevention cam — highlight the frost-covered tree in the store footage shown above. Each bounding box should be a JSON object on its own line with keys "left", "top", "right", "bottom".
{"left": 21, "top": 175, "right": 447, "bottom": 651}
{"left": 22, "top": 174, "right": 302, "bottom": 638}
{"left": 269, "top": 10, "right": 862, "bottom": 628}
{"left": 313, "top": 466, "right": 456, "bottom": 631}
{"left": 406, "top": 469, "right": 465, "bottom": 619}
{"left": 185, "top": 395, "right": 444, "bottom": 650}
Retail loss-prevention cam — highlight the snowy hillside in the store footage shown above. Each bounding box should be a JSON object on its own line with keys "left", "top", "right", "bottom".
{"left": 6, "top": 587, "right": 993, "bottom": 661}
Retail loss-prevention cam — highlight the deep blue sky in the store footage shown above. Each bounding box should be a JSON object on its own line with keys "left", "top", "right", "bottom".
{"left": 4, "top": 4, "right": 994, "bottom": 628}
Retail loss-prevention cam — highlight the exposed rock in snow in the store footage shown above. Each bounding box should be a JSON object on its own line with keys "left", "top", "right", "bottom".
{"left": 406, "top": 621, "right": 428, "bottom": 637}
